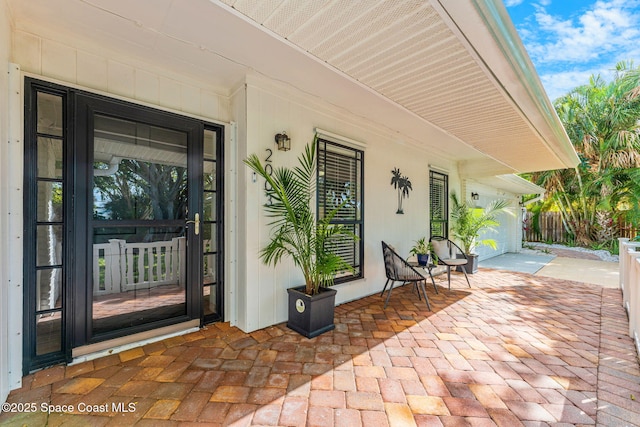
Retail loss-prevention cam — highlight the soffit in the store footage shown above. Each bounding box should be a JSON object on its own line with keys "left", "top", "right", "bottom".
{"left": 218, "top": 0, "right": 577, "bottom": 174}
{"left": 7, "top": 0, "right": 578, "bottom": 176}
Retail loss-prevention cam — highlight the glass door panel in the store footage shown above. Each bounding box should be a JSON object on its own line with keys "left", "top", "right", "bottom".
{"left": 202, "top": 128, "right": 221, "bottom": 321}
{"left": 36, "top": 312, "right": 62, "bottom": 356}
{"left": 91, "top": 114, "right": 190, "bottom": 337}
{"left": 32, "top": 90, "right": 65, "bottom": 362}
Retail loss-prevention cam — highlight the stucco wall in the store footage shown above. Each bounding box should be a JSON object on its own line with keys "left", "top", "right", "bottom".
{"left": 236, "top": 76, "right": 459, "bottom": 332}
{"left": 0, "top": 0, "right": 12, "bottom": 402}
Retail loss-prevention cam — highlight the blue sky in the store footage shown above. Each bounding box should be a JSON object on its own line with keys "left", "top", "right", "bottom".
{"left": 505, "top": 0, "right": 640, "bottom": 101}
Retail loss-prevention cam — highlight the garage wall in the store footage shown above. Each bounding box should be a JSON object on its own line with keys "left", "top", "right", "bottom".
{"left": 236, "top": 75, "right": 459, "bottom": 332}
{"left": 464, "top": 182, "right": 521, "bottom": 261}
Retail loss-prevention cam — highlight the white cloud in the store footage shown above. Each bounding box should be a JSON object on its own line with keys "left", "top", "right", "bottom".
{"left": 539, "top": 69, "right": 602, "bottom": 101}
{"left": 528, "top": 1, "right": 640, "bottom": 64}
{"left": 515, "top": 0, "right": 640, "bottom": 99}
{"left": 538, "top": 58, "right": 640, "bottom": 101}
{"left": 504, "top": 0, "right": 524, "bottom": 6}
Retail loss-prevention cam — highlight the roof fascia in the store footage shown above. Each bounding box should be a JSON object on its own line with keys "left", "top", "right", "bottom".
{"left": 436, "top": 0, "right": 579, "bottom": 169}
{"left": 472, "top": 174, "right": 545, "bottom": 196}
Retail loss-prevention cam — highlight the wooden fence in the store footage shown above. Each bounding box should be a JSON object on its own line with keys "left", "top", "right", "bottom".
{"left": 524, "top": 211, "right": 638, "bottom": 243}
{"left": 619, "top": 219, "right": 639, "bottom": 240}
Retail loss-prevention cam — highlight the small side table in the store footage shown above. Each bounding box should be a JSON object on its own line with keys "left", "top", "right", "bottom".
{"left": 408, "top": 261, "right": 439, "bottom": 294}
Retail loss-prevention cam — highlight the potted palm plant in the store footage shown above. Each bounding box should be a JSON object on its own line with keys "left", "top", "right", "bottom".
{"left": 244, "top": 136, "right": 357, "bottom": 338}
{"left": 450, "top": 192, "right": 511, "bottom": 273}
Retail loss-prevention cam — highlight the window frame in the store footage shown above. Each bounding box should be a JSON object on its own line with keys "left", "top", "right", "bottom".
{"left": 429, "top": 170, "right": 449, "bottom": 239}
{"left": 316, "top": 137, "right": 364, "bottom": 283}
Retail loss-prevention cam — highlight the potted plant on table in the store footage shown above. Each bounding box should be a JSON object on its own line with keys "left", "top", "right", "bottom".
{"left": 244, "top": 136, "right": 357, "bottom": 338}
{"left": 409, "top": 237, "right": 432, "bottom": 266}
{"left": 450, "top": 192, "right": 511, "bottom": 273}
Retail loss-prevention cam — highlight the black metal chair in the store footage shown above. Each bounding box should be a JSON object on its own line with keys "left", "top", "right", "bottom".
{"left": 380, "top": 241, "right": 431, "bottom": 310}
{"left": 429, "top": 236, "right": 471, "bottom": 289}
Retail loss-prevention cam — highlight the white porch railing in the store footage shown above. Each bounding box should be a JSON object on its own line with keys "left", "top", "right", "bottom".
{"left": 93, "top": 237, "right": 186, "bottom": 295}
{"left": 619, "top": 238, "right": 640, "bottom": 357}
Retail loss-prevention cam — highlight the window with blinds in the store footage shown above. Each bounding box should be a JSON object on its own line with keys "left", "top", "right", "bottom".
{"left": 317, "top": 138, "right": 364, "bottom": 282}
{"left": 430, "top": 170, "right": 448, "bottom": 238}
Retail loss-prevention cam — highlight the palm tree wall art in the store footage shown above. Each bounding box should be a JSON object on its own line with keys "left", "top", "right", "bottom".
{"left": 391, "top": 168, "right": 412, "bottom": 214}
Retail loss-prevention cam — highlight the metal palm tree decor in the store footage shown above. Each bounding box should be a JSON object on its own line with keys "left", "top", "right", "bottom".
{"left": 391, "top": 168, "right": 412, "bottom": 214}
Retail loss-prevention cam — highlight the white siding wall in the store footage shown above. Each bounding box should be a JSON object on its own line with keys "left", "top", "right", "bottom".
{"left": 230, "top": 85, "right": 248, "bottom": 330}
{"left": 12, "top": 30, "right": 231, "bottom": 122}
{"left": 236, "top": 76, "right": 459, "bottom": 332}
{"left": 1, "top": 21, "right": 518, "bottom": 389}
{"left": 0, "top": 0, "right": 11, "bottom": 403}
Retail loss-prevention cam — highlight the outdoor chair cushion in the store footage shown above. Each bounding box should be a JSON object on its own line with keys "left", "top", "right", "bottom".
{"left": 430, "top": 239, "right": 467, "bottom": 265}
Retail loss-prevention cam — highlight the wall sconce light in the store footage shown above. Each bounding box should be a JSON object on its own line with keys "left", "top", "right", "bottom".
{"left": 275, "top": 132, "right": 291, "bottom": 151}
{"left": 471, "top": 192, "right": 479, "bottom": 200}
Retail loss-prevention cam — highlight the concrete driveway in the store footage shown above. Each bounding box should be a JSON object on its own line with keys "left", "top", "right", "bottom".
{"left": 480, "top": 251, "right": 620, "bottom": 288}
{"left": 535, "top": 257, "right": 619, "bottom": 288}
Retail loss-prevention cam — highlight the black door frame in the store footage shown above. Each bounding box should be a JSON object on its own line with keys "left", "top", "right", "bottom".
{"left": 202, "top": 124, "right": 225, "bottom": 325}
{"left": 23, "top": 78, "right": 72, "bottom": 373}
{"left": 23, "top": 77, "right": 225, "bottom": 373}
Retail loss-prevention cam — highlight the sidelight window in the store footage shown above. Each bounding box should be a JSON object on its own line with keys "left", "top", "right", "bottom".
{"left": 25, "top": 88, "right": 67, "bottom": 370}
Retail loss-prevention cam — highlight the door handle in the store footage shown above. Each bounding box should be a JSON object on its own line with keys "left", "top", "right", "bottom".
{"left": 186, "top": 213, "right": 200, "bottom": 235}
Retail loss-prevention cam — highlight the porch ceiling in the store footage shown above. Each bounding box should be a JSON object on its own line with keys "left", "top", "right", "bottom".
{"left": 7, "top": 0, "right": 579, "bottom": 176}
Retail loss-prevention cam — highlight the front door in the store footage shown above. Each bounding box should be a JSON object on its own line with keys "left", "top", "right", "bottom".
{"left": 23, "top": 78, "right": 224, "bottom": 373}
{"left": 75, "top": 95, "right": 204, "bottom": 344}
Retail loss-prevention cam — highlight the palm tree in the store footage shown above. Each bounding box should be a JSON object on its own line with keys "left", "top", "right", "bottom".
{"left": 531, "top": 61, "right": 640, "bottom": 244}
{"left": 625, "top": 168, "right": 640, "bottom": 231}
{"left": 449, "top": 192, "right": 511, "bottom": 255}
{"left": 244, "top": 136, "right": 356, "bottom": 295}
{"left": 391, "top": 168, "right": 412, "bottom": 214}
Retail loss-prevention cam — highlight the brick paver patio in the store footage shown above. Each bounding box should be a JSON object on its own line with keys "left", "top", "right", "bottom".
{"left": 2, "top": 268, "right": 640, "bottom": 426}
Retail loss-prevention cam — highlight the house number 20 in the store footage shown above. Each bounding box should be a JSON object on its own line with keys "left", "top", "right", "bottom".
{"left": 264, "top": 148, "right": 274, "bottom": 205}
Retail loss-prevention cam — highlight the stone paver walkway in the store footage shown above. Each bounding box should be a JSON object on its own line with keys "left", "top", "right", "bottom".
{"left": 2, "top": 268, "right": 640, "bottom": 426}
